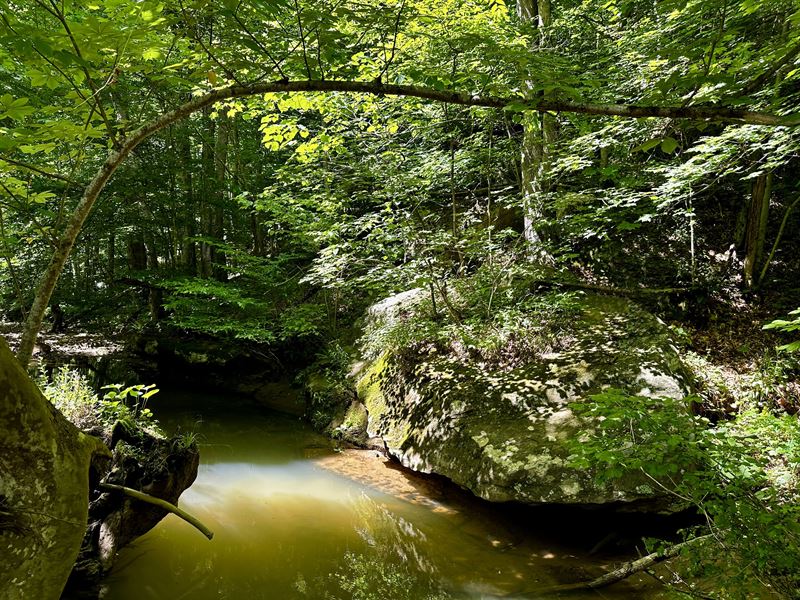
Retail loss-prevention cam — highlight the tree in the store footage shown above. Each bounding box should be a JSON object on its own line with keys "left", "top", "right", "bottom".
{"left": 0, "top": 0, "right": 797, "bottom": 366}
{"left": 517, "top": 0, "right": 556, "bottom": 250}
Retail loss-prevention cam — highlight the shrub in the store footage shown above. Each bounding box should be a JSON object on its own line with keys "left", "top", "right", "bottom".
{"left": 570, "top": 390, "right": 800, "bottom": 598}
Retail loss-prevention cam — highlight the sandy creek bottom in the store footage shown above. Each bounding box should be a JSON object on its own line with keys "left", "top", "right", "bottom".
{"left": 93, "top": 389, "right": 664, "bottom": 600}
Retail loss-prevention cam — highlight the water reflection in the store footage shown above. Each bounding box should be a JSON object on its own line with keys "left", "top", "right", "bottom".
{"left": 96, "top": 390, "right": 659, "bottom": 600}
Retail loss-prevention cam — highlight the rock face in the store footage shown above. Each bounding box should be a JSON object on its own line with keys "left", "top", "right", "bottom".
{"left": 0, "top": 335, "right": 200, "bottom": 598}
{"left": 0, "top": 338, "right": 109, "bottom": 600}
{"left": 67, "top": 431, "right": 200, "bottom": 587}
{"left": 356, "top": 293, "right": 693, "bottom": 508}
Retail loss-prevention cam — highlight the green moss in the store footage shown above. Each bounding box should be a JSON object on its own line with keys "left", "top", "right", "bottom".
{"left": 356, "top": 351, "right": 390, "bottom": 423}
{"left": 342, "top": 402, "right": 368, "bottom": 431}
{"left": 0, "top": 338, "right": 109, "bottom": 600}
{"left": 357, "top": 292, "right": 692, "bottom": 507}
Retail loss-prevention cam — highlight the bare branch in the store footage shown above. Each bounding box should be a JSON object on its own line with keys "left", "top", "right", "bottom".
{"left": 293, "top": 0, "right": 313, "bottom": 79}
{"left": 532, "top": 534, "right": 713, "bottom": 595}
{"left": 0, "top": 156, "right": 81, "bottom": 186}
{"left": 378, "top": 0, "right": 407, "bottom": 82}
{"left": 230, "top": 11, "right": 287, "bottom": 80}
{"left": 99, "top": 483, "right": 213, "bottom": 540}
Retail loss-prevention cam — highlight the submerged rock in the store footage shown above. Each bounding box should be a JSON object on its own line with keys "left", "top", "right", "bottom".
{"left": 356, "top": 293, "right": 693, "bottom": 509}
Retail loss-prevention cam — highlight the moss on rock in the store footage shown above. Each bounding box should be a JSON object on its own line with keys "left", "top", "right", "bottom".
{"left": 356, "top": 292, "right": 693, "bottom": 509}
{"left": 0, "top": 338, "right": 109, "bottom": 600}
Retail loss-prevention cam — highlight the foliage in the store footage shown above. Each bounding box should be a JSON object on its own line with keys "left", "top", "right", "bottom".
{"left": 38, "top": 366, "right": 159, "bottom": 433}
{"left": 685, "top": 349, "right": 800, "bottom": 416}
{"left": 298, "top": 341, "right": 355, "bottom": 429}
{"left": 361, "top": 260, "right": 584, "bottom": 370}
{"left": 102, "top": 383, "right": 159, "bottom": 423}
{"left": 37, "top": 365, "right": 98, "bottom": 429}
{"left": 764, "top": 308, "right": 800, "bottom": 352}
{"left": 0, "top": 2, "right": 798, "bottom": 597}
{"left": 570, "top": 391, "right": 800, "bottom": 599}
{"left": 0, "top": 0, "right": 795, "bottom": 365}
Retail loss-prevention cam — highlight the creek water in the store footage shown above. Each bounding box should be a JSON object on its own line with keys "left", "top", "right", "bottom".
{"left": 100, "top": 390, "right": 661, "bottom": 600}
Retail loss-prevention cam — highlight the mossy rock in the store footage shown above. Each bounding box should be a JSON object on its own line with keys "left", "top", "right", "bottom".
{"left": 357, "top": 293, "right": 693, "bottom": 509}
{"left": 0, "top": 338, "right": 108, "bottom": 599}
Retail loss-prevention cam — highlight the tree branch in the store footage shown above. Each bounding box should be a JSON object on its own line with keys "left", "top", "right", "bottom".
{"left": 378, "top": 0, "right": 407, "bottom": 82}
{"left": 293, "top": 0, "right": 313, "bottom": 79}
{"left": 0, "top": 155, "right": 82, "bottom": 186}
{"left": 43, "top": 0, "right": 121, "bottom": 148}
{"left": 757, "top": 193, "right": 800, "bottom": 285}
{"left": 530, "top": 279, "right": 693, "bottom": 297}
{"left": 532, "top": 534, "right": 712, "bottom": 595}
{"left": 99, "top": 482, "right": 213, "bottom": 540}
{"left": 112, "top": 80, "right": 800, "bottom": 126}
{"left": 740, "top": 39, "right": 800, "bottom": 97}
{"left": 14, "top": 77, "right": 798, "bottom": 366}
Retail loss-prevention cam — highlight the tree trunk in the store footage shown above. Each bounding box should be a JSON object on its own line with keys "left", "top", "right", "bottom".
{"left": 199, "top": 110, "right": 215, "bottom": 279}
{"left": 177, "top": 124, "right": 197, "bottom": 274}
{"left": 518, "top": 0, "right": 557, "bottom": 251}
{"left": 743, "top": 171, "right": 772, "bottom": 287}
{"left": 211, "top": 112, "right": 229, "bottom": 282}
{"left": 127, "top": 232, "right": 147, "bottom": 272}
{"left": 106, "top": 232, "right": 115, "bottom": 285}
{"left": 144, "top": 230, "right": 159, "bottom": 272}
{"left": 0, "top": 337, "right": 109, "bottom": 599}
{"left": 251, "top": 209, "right": 264, "bottom": 256}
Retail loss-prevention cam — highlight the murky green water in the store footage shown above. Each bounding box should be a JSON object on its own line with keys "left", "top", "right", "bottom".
{"left": 99, "top": 390, "right": 659, "bottom": 599}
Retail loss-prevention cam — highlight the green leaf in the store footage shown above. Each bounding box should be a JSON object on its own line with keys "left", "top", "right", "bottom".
{"left": 0, "top": 95, "right": 35, "bottom": 120}
{"left": 142, "top": 47, "right": 162, "bottom": 61}
{"left": 660, "top": 137, "right": 679, "bottom": 154}
{"left": 632, "top": 138, "right": 661, "bottom": 153}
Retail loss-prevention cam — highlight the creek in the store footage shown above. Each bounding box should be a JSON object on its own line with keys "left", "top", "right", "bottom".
{"left": 95, "top": 389, "right": 662, "bottom": 599}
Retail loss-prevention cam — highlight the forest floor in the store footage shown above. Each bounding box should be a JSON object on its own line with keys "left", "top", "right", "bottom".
{"left": 0, "top": 321, "right": 124, "bottom": 358}
{"left": 675, "top": 290, "right": 800, "bottom": 417}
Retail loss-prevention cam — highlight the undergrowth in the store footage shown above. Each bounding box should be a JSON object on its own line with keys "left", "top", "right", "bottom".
{"left": 571, "top": 390, "right": 800, "bottom": 599}
{"left": 38, "top": 366, "right": 161, "bottom": 436}
{"left": 361, "top": 265, "right": 584, "bottom": 370}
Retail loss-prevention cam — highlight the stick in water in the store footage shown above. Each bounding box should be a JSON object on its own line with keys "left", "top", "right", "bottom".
{"left": 100, "top": 482, "right": 214, "bottom": 540}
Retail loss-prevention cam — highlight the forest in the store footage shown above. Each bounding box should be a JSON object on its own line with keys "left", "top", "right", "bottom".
{"left": 1, "top": 0, "right": 799, "bottom": 598}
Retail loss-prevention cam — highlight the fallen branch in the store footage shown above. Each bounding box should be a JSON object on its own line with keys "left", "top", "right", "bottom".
{"left": 99, "top": 482, "right": 214, "bottom": 540}
{"left": 531, "top": 279, "right": 693, "bottom": 297}
{"left": 532, "top": 534, "right": 712, "bottom": 595}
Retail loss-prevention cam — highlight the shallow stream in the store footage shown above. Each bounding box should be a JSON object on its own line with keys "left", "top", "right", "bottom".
{"left": 99, "top": 390, "right": 660, "bottom": 599}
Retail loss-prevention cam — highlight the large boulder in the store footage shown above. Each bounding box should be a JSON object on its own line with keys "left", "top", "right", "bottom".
{"left": 0, "top": 337, "right": 109, "bottom": 600}
{"left": 356, "top": 293, "right": 693, "bottom": 508}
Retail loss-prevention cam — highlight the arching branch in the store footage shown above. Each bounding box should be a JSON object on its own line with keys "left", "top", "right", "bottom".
{"left": 14, "top": 78, "right": 799, "bottom": 366}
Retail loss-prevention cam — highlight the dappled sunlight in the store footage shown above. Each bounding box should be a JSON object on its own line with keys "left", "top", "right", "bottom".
{"left": 98, "top": 391, "right": 660, "bottom": 600}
